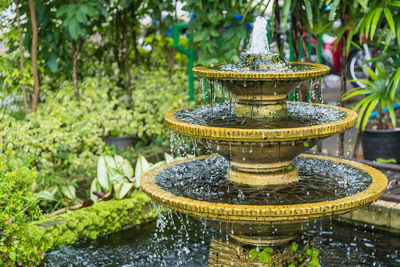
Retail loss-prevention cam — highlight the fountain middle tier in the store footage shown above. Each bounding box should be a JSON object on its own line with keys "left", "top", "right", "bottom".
{"left": 166, "top": 102, "right": 357, "bottom": 186}
{"left": 141, "top": 154, "right": 387, "bottom": 246}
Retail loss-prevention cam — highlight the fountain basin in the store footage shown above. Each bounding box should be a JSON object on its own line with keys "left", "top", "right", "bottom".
{"left": 193, "top": 63, "right": 330, "bottom": 119}
{"left": 141, "top": 154, "right": 387, "bottom": 246}
{"left": 166, "top": 102, "right": 357, "bottom": 185}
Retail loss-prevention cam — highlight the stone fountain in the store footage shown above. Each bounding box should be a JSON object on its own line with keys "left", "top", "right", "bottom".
{"left": 141, "top": 16, "right": 387, "bottom": 259}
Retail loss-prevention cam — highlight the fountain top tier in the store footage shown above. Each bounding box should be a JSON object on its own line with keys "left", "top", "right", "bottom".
{"left": 193, "top": 16, "right": 329, "bottom": 80}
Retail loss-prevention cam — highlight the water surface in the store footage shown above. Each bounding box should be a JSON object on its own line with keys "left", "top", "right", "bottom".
{"left": 173, "top": 103, "right": 346, "bottom": 129}
{"left": 42, "top": 214, "right": 400, "bottom": 266}
{"left": 156, "top": 156, "right": 371, "bottom": 205}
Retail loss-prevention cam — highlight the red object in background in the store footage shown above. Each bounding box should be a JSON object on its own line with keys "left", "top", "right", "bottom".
{"left": 309, "top": 33, "right": 341, "bottom": 73}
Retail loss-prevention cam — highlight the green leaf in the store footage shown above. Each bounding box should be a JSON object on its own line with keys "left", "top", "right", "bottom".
{"left": 9, "top": 251, "right": 16, "bottom": 261}
{"left": 48, "top": 53, "right": 58, "bottom": 73}
{"left": 115, "top": 155, "right": 133, "bottom": 179}
{"left": 109, "top": 174, "right": 125, "bottom": 184}
{"left": 291, "top": 241, "right": 298, "bottom": 252}
{"left": 389, "top": 67, "right": 400, "bottom": 98}
{"left": 263, "top": 247, "right": 273, "bottom": 253}
{"left": 61, "top": 185, "right": 76, "bottom": 200}
{"left": 281, "top": 0, "right": 291, "bottom": 30}
{"left": 370, "top": 8, "right": 383, "bottom": 40}
{"left": 37, "top": 190, "right": 57, "bottom": 202}
{"left": 97, "top": 155, "right": 116, "bottom": 191}
{"left": 193, "top": 29, "right": 209, "bottom": 42}
{"left": 208, "top": 11, "right": 221, "bottom": 25}
{"left": 304, "top": 0, "right": 313, "bottom": 29}
{"left": 114, "top": 182, "right": 134, "bottom": 199}
{"left": 364, "top": 10, "right": 375, "bottom": 39}
{"left": 383, "top": 8, "right": 396, "bottom": 36}
{"left": 311, "top": 248, "right": 319, "bottom": 257}
{"left": 78, "top": 4, "right": 89, "bottom": 15}
{"left": 285, "top": 164, "right": 294, "bottom": 170}
{"left": 249, "top": 248, "right": 259, "bottom": 260}
{"left": 357, "top": 0, "right": 368, "bottom": 9}
{"left": 68, "top": 19, "right": 81, "bottom": 40}
{"left": 396, "top": 18, "right": 400, "bottom": 46}
{"left": 329, "top": 0, "right": 340, "bottom": 20}
{"left": 390, "top": 0, "right": 400, "bottom": 7}
{"left": 360, "top": 97, "right": 379, "bottom": 131}
{"left": 384, "top": 30, "right": 393, "bottom": 51}
{"left": 259, "top": 251, "right": 272, "bottom": 264}
{"left": 386, "top": 98, "right": 396, "bottom": 127}
{"left": 362, "top": 65, "right": 378, "bottom": 81}
{"left": 135, "top": 154, "right": 150, "bottom": 188}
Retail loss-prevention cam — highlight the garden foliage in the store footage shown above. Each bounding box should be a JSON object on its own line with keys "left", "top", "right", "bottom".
{"left": 0, "top": 68, "right": 188, "bottom": 205}
{"left": 0, "top": 144, "right": 50, "bottom": 265}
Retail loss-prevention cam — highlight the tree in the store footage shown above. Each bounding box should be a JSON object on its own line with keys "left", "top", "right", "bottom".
{"left": 56, "top": 1, "right": 107, "bottom": 102}
{"left": 14, "top": 0, "right": 29, "bottom": 115}
{"left": 183, "top": 0, "right": 265, "bottom": 65}
{"left": 29, "top": 0, "right": 40, "bottom": 112}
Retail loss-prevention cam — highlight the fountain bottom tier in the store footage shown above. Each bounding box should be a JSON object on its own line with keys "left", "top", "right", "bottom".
{"left": 141, "top": 154, "right": 387, "bottom": 246}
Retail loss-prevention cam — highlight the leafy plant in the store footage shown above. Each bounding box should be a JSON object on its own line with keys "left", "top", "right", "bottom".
{"left": 0, "top": 70, "right": 188, "bottom": 209}
{"left": 247, "top": 242, "right": 320, "bottom": 266}
{"left": 0, "top": 144, "right": 50, "bottom": 265}
{"left": 91, "top": 154, "right": 136, "bottom": 202}
{"left": 248, "top": 247, "right": 273, "bottom": 264}
{"left": 342, "top": 64, "right": 400, "bottom": 131}
{"left": 90, "top": 152, "right": 179, "bottom": 202}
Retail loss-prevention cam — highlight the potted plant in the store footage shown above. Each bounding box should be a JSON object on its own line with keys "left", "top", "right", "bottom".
{"left": 102, "top": 105, "right": 140, "bottom": 154}
{"left": 342, "top": 64, "right": 400, "bottom": 163}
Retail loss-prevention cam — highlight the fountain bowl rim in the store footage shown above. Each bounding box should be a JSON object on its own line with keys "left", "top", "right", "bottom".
{"left": 165, "top": 102, "right": 357, "bottom": 142}
{"left": 192, "top": 62, "right": 330, "bottom": 81}
{"left": 141, "top": 154, "right": 387, "bottom": 222}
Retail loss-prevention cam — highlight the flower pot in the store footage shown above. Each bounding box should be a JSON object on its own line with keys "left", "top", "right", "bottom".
{"left": 362, "top": 128, "right": 400, "bottom": 163}
{"left": 104, "top": 135, "right": 138, "bottom": 154}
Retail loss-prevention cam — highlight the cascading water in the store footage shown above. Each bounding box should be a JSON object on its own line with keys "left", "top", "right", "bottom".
{"left": 137, "top": 16, "right": 389, "bottom": 266}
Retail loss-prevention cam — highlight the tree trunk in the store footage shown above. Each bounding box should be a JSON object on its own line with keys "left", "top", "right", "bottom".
{"left": 15, "top": 0, "right": 29, "bottom": 115}
{"left": 72, "top": 37, "right": 83, "bottom": 103}
{"left": 114, "top": 11, "right": 124, "bottom": 77}
{"left": 131, "top": 6, "right": 139, "bottom": 66}
{"left": 274, "top": 2, "right": 282, "bottom": 57}
{"left": 122, "top": 10, "right": 133, "bottom": 107}
{"left": 29, "top": 0, "right": 40, "bottom": 112}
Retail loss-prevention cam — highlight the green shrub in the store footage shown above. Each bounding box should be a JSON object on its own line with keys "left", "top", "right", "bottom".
{"left": 130, "top": 67, "right": 189, "bottom": 138}
{"left": 0, "top": 68, "right": 188, "bottom": 206}
{"left": 0, "top": 144, "right": 49, "bottom": 266}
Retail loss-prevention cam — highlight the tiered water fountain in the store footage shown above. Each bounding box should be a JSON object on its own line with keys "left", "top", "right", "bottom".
{"left": 141, "top": 17, "right": 387, "bottom": 264}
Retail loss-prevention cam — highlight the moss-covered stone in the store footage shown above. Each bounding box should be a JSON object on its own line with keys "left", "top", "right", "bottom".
{"left": 31, "top": 191, "right": 156, "bottom": 251}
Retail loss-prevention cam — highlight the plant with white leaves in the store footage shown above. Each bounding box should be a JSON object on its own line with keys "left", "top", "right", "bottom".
{"left": 91, "top": 153, "right": 178, "bottom": 202}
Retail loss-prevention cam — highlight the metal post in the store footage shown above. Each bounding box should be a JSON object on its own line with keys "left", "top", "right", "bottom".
{"left": 288, "top": 27, "right": 295, "bottom": 101}
{"left": 172, "top": 24, "right": 195, "bottom": 102}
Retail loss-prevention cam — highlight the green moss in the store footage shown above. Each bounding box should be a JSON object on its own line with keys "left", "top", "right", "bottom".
{"left": 31, "top": 191, "right": 156, "bottom": 252}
